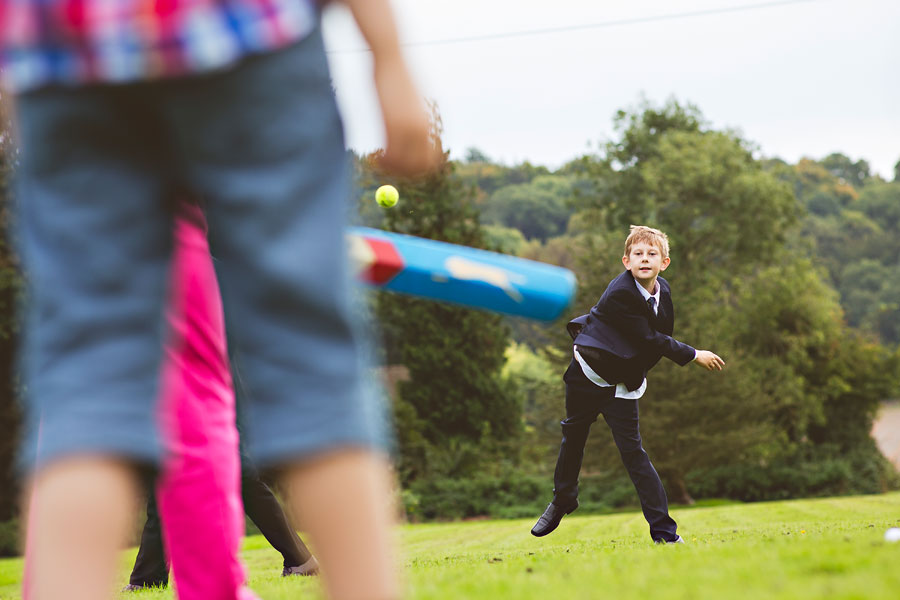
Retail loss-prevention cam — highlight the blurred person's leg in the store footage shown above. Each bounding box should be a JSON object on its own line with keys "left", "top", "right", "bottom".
{"left": 127, "top": 491, "right": 170, "bottom": 589}
{"left": 233, "top": 348, "right": 317, "bottom": 575}
{"left": 13, "top": 84, "right": 174, "bottom": 599}
{"left": 156, "top": 203, "right": 254, "bottom": 600}
{"left": 240, "top": 474, "right": 316, "bottom": 573}
{"left": 283, "top": 450, "right": 397, "bottom": 599}
{"left": 26, "top": 458, "right": 140, "bottom": 600}
{"left": 163, "top": 27, "right": 394, "bottom": 599}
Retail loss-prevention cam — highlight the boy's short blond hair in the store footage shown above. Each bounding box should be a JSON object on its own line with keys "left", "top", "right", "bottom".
{"left": 624, "top": 225, "right": 670, "bottom": 258}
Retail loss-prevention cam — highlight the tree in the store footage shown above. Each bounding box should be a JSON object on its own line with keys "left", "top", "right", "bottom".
{"left": 768, "top": 158, "right": 858, "bottom": 217}
{"left": 481, "top": 224, "right": 526, "bottom": 255}
{"left": 481, "top": 175, "right": 574, "bottom": 241}
{"left": 356, "top": 116, "right": 519, "bottom": 483}
{"left": 820, "top": 152, "right": 873, "bottom": 188}
{"left": 797, "top": 180, "right": 900, "bottom": 345}
{"left": 0, "top": 113, "right": 21, "bottom": 525}
{"left": 463, "top": 147, "right": 491, "bottom": 164}
{"left": 455, "top": 159, "right": 551, "bottom": 198}
{"left": 857, "top": 182, "right": 900, "bottom": 235}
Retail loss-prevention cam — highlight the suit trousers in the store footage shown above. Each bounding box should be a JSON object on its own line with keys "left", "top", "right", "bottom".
{"left": 552, "top": 360, "right": 678, "bottom": 542}
{"left": 129, "top": 474, "right": 313, "bottom": 587}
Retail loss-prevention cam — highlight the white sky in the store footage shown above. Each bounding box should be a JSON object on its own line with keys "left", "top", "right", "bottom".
{"left": 322, "top": 0, "right": 900, "bottom": 178}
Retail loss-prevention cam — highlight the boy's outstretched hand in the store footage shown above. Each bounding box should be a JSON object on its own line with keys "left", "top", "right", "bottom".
{"left": 694, "top": 350, "right": 725, "bottom": 371}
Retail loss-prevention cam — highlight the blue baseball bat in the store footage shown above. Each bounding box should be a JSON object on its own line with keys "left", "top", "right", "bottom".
{"left": 348, "top": 227, "right": 576, "bottom": 321}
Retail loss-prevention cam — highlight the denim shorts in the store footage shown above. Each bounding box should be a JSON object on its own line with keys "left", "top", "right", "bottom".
{"left": 13, "top": 23, "right": 387, "bottom": 472}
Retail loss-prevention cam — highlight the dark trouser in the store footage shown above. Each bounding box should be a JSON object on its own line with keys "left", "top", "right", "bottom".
{"left": 129, "top": 489, "right": 169, "bottom": 588}
{"left": 552, "top": 360, "right": 678, "bottom": 542}
{"left": 129, "top": 475, "right": 311, "bottom": 587}
{"left": 240, "top": 472, "right": 312, "bottom": 568}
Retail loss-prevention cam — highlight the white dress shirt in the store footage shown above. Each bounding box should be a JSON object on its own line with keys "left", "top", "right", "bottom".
{"left": 572, "top": 278, "right": 659, "bottom": 399}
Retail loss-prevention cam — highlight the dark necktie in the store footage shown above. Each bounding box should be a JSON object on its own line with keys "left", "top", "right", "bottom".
{"left": 647, "top": 297, "right": 656, "bottom": 314}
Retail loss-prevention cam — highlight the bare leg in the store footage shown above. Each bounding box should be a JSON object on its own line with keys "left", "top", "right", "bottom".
{"left": 26, "top": 457, "right": 139, "bottom": 600}
{"left": 282, "top": 449, "right": 398, "bottom": 600}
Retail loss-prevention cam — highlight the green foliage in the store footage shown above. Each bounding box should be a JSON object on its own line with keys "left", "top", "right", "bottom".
{"left": 462, "top": 147, "right": 491, "bottom": 164}
{"left": 776, "top": 158, "right": 859, "bottom": 214}
{"left": 813, "top": 183, "right": 900, "bottom": 344}
{"left": 857, "top": 182, "right": 900, "bottom": 241}
{"left": 728, "top": 260, "right": 844, "bottom": 440}
{"left": 596, "top": 98, "right": 704, "bottom": 229}
{"left": 355, "top": 137, "right": 519, "bottom": 484}
{"left": 404, "top": 443, "right": 900, "bottom": 521}
{"left": 499, "top": 342, "right": 560, "bottom": 459}
{"left": 802, "top": 211, "right": 883, "bottom": 288}
{"left": 480, "top": 225, "right": 526, "bottom": 255}
{"left": 631, "top": 129, "right": 798, "bottom": 289}
{"left": 766, "top": 156, "right": 900, "bottom": 346}
{"left": 454, "top": 160, "right": 550, "bottom": 197}
{"left": 0, "top": 113, "right": 21, "bottom": 523}
{"left": 481, "top": 175, "right": 575, "bottom": 241}
{"left": 687, "top": 445, "right": 900, "bottom": 502}
{"left": 0, "top": 519, "right": 18, "bottom": 558}
{"left": 405, "top": 471, "right": 637, "bottom": 521}
{"left": 820, "top": 152, "right": 874, "bottom": 188}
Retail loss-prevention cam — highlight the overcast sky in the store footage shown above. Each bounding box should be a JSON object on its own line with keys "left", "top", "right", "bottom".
{"left": 322, "top": 0, "right": 899, "bottom": 178}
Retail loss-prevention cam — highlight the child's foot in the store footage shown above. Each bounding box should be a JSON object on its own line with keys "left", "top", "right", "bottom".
{"left": 122, "top": 582, "right": 165, "bottom": 592}
{"left": 238, "top": 585, "right": 262, "bottom": 600}
{"left": 530, "top": 501, "right": 578, "bottom": 537}
{"left": 654, "top": 535, "right": 685, "bottom": 545}
{"left": 282, "top": 556, "right": 319, "bottom": 576}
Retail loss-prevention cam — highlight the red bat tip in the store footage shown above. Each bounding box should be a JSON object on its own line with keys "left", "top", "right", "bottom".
{"left": 352, "top": 236, "right": 405, "bottom": 285}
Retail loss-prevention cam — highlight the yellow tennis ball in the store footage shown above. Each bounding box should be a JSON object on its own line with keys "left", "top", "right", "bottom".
{"left": 375, "top": 185, "right": 399, "bottom": 208}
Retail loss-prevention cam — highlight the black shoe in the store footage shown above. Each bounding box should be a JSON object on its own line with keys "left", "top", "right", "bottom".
{"left": 282, "top": 556, "right": 320, "bottom": 576}
{"left": 530, "top": 501, "right": 578, "bottom": 537}
{"left": 122, "top": 583, "right": 166, "bottom": 592}
{"left": 654, "top": 535, "right": 685, "bottom": 545}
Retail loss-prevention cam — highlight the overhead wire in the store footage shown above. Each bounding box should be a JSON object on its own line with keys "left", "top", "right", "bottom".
{"left": 327, "top": 0, "right": 824, "bottom": 54}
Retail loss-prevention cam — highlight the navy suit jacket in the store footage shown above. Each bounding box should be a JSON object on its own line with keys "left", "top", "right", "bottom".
{"left": 566, "top": 271, "right": 695, "bottom": 391}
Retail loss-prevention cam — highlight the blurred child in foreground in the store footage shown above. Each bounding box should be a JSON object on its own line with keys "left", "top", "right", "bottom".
{"left": 1, "top": 0, "right": 437, "bottom": 598}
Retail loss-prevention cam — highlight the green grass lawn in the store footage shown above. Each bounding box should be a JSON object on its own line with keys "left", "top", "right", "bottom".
{"left": 2, "top": 492, "right": 899, "bottom": 599}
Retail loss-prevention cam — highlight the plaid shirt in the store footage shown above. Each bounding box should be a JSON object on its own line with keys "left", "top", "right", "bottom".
{"left": 0, "top": 0, "right": 317, "bottom": 92}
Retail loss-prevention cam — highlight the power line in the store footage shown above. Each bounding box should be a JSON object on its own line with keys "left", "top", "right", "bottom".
{"left": 327, "top": 0, "right": 823, "bottom": 54}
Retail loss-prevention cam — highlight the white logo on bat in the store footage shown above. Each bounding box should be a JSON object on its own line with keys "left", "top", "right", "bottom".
{"left": 346, "top": 234, "right": 375, "bottom": 275}
{"left": 443, "top": 256, "right": 527, "bottom": 303}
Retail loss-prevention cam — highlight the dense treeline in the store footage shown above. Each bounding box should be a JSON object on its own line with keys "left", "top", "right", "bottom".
{"left": 1, "top": 100, "right": 899, "bottom": 541}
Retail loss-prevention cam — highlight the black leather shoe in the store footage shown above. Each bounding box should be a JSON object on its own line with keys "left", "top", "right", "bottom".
{"left": 530, "top": 501, "right": 578, "bottom": 537}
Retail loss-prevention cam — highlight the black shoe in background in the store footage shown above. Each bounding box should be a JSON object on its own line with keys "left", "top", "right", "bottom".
{"left": 530, "top": 501, "right": 578, "bottom": 537}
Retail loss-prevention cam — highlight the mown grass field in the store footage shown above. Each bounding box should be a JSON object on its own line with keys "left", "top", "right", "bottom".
{"left": 2, "top": 492, "right": 899, "bottom": 599}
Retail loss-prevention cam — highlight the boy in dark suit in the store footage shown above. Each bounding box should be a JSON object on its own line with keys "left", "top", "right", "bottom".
{"left": 531, "top": 225, "right": 724, "bottom": 542}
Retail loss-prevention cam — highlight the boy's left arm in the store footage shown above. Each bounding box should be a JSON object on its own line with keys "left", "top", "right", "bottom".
{"left": 604, "top": 289, "right": 695, "bottom": 366}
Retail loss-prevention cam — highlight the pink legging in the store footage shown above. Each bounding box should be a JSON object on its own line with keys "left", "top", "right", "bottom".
{"left": 24, "top": 204, "right": 255, "bottom": 600}
{"left": 156, "top": 204, "right": 256, "bottom": 600}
